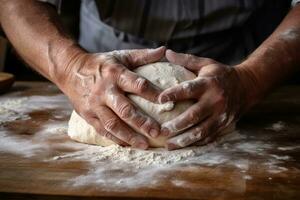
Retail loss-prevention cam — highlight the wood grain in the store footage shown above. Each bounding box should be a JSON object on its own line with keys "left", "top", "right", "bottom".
{"left": 0, "top": 82, "right": 300, "bottom": 200}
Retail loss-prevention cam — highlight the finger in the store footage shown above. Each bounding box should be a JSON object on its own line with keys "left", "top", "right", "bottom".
{"left": 194, "top": 131, "right": 219, "bottom": 146}
{"left": 117, "top": 69, "right": 162, "bottom": 103}
{"left": 105, "top": 88, "right": 161, "bottom": 138}
{"left": 100, "top": 62, "right": 161, "bottom": 103}
{"left": 165, "top": 49, "right": 217, "bottom": 72}
{"left": 166, "top": 116, "right": 218, "bottom": 150}
{"left": 96, "top": 106, "right": 149, "bottom": 149}
{"left": 121, "top": 46, "right": 166, "bottom": 68}
{"left": 158, "top": 78, "right": 206, "bottom": 103}
{"left": 161, "top": 100, "right": 212, "bottom": 137}
{"left": 84, "top": 116, "right": 128, "bottom": 146}
{"left": 195, "top": 122, "right": 236, "bottom": 146}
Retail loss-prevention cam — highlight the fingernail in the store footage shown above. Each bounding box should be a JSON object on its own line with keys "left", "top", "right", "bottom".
{"left": 136, "top": 142, "right": 148, "bottom": 150}
{"left": 166, "top": 142, "right": 179, "bottom": 150}
{"left": 156, "top": 46, "right": 166, "bottom": 50}
{"left": 161, "top": 127, "right": 170, "bottom": 137}
{"left": 166, "top": 49, "right": 176, "bottom": 54}
{"left": 149, "top": 129, "right": 159, "bottom": 138}
{"left": 159, "top": 95, "right": 169, "bottom": 104}
{"left": 149, "top": 46, "right": 163, "bottom": 52}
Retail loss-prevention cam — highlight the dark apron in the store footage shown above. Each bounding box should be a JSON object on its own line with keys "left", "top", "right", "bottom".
{"left": 79, "top": 0, "right": 290, "bottom": 65}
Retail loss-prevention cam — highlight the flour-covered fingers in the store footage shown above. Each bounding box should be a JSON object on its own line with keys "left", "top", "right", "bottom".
{"left": 117, "top": 69, "right": 161, "bottom": 103}
{"left": 165, "top": 116, "right": 217, "bottom": 150}
{"left": 158, "top": 78, "right": 206, "bottom": 103}
{"left": 194, "top": 131, "right": 219, "bottom": 146}
{"left": 120, "top": 46, "right": 166, "bottom": 68}
{"left": 165, "top": 126, "right": 204, "bottom": 150}
{"left": 161, "top": 100, "right": 212, "bottom": 137}
{"left": 165, "top": 49, "right": 217, "bottom": 72}
{"left": 96, "top": 106, "right": 149, "bottom": 149}
{"left": 105, "top": 89, "right": 160, "bottom": 138}
{"left": 84, "top": 116, "right": 128, "bottom": 146}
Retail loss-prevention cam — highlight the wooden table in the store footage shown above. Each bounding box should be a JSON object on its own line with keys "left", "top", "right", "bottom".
{"left": 0, "top": 81, "right": 300, "bottom": 200}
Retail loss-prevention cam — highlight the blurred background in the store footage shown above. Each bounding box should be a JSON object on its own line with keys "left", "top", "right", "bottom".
{"left": 0, "top": 0, "right": 81, "bottom": 81}
{"left": 0, "top": 0, "right": 299, "bottom": 84}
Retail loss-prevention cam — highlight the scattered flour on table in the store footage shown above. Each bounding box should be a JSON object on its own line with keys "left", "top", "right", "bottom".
{"left": 53, "top": 131, "right": 241, "bottom": 168}
{"left": 277, "top": 145, "right": 300, "bottom": 151}
{"left": 0, "top": 94, "right": 70, "bottom": 125}
{"left": 265, "top": 121, "right": 286, "bottom": 132}
{"left": 0, "top": 97, "right": 30, "bottom": 125}
{"left": 0, "top": 93, "right": 297, "bottom": 189}
{"left": 0, "top": 94, "right": 73, "bottom": 157}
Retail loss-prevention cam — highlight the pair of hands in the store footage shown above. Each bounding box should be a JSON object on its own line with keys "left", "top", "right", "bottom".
{"left": 61, "top": 47, "right": 248, "bottom": 150}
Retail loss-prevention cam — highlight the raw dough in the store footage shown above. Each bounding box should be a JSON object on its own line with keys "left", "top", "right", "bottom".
{"left": 68, "top": 62, "right": 233, "bottom": 148}
{"left": 68, "top": 62, "right": 196, "bottom": 147}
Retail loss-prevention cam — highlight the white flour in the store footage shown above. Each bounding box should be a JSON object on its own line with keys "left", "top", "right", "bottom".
{"left": 0, "top": 97, "right": 30, "bottom": 125}
{"left": 53, "top": 131, "right": 240, "bottom": 168}
{"left": 0, "top": 94, "right": 73, "bottom": 157}
{"left": 0, "top": 93, "right": 297, "bottom": 189}
{"left": 265, "top": 121, "right": 286, "bottom": 132}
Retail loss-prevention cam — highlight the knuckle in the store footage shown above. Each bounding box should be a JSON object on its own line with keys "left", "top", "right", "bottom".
{"left": 189, "top": 110, "right": 201, "bottom": 123}
{"left": 102, "top": 131, "right": 113, "bottom": 140}
{"left": 191, "top": 129, "right": 203, "bottom": 140}
{"left": 79, "top": 109, "right": 92, "bottom": 118}
{"left": 136, "top": 116, "right": 151, "bottom": 131}
{"left": 134, "top": 78, "right": 148, "bottom": 93}
{"left": 194, "top": 126, "right": 202, "bottom": 134}
{"left": 124, "top": 133, "right": 135, "bottom": 144}
{"left": 186, "top": 54, "right": 193, "bottom": 61}
{"left": 118, "top": 103, "right": 134, "bottom": 119}
{"left": 215, "top": 93, "right": 226, "bottom": 106}
{"left": 98, "top": 53, "right": 110, "bottom": 60}
{"left": 84, "top": 116, "right": 95, "bottom": 126}
{"left": 103, "top": 66, "right": 120, "bottom": 77}
{"left": 103, "top": 118, "right": 119, "bottom": 132}
{"left": 126, "top": 52, "right": 136, "bottom": 64}
{"left": 181, "top": 82, "right": 193, "bottom": 96}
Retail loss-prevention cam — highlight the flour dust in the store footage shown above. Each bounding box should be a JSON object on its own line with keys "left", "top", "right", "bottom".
{"left": 0, "top": 93, "right": 297, "bottom": 190}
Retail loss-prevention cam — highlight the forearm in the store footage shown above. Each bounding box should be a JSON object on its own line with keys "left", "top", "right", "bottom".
{"left": 0, "top": 0, "right": 85, "bottom": 88}
{"left": 235, "top": 5, "right": 300, "bottom": 107}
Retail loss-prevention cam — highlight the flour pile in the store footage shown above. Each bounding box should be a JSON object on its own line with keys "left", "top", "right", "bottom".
{"left": 0, "top": 88, "right": 296, "bottom": 190}
{"left": 0, "top": 97, "right": 29, "bottom": 125}
{"left": 54, "top": 131, "right": 243, "bottom": 168}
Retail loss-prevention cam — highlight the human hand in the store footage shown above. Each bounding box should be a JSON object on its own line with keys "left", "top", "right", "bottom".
{"left": 159, "top": 50, "right": 249, "bottom": 150}
{"left": 61, "top": 47, "right": 166, "bottom": 149}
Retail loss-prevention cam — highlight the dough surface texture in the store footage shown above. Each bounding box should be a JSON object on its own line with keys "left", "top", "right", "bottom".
{"left": 68, "top": 62, "right": 197, "bottom": 147}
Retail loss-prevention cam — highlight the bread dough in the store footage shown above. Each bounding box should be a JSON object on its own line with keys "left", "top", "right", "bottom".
{"left": 68, "top": 62, "right": 197, "bottom": 147}
{"left": 68, "top": 62, "right": 196, "bottom": 147}
{"left": 68, "top": 62, "right": 234, "bottom": 148}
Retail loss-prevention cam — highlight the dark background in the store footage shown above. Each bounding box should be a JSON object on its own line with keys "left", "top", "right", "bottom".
{"left": 2, "top": 1, "right": 300, "bottom": 84}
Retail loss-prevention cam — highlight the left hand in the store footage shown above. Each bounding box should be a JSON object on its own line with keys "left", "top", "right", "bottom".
{"left": 159, "top": 50, "right": 249, "bottom": 150}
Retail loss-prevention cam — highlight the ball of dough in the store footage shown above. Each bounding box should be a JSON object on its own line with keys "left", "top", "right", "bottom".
{"left": 68, "top": 62, "right": 196, "bottom": 147}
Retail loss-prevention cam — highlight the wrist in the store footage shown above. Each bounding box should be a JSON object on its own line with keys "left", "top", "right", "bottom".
{"left": 47, "top": 38, "right": 87, "bottom": 91}
{"left": 233, "top": 62, "right": 264, "bottom": 111}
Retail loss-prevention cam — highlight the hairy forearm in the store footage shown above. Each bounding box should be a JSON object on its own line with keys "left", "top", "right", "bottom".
{"left": 0, "top": 0, "right": 85, "bottom": 87}
{"left": 235, "top": 5, "right": 300, "bottom": 107}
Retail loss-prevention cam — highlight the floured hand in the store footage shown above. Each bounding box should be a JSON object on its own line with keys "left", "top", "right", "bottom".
{"left": 62, "top": 47, "right": 166, "bottom": 149}
{"left": 159, "top": 50, "right": 248, "bottom": 150}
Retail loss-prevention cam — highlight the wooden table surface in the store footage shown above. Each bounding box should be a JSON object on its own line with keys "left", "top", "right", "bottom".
{"left": 0, "top": 81, "right": 300, "bottom": 200}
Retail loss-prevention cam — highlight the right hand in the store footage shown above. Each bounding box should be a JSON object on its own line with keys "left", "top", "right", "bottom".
{"left": 59, "top": 47, "right": 166, "bottom": 149}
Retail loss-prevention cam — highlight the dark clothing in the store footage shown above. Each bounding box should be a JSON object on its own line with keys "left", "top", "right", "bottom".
{"left": 79, "top": 0, "right": 291, "bottom": 64}
{"left": 39, "top": 0, "right": 293, "bottom": 65}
